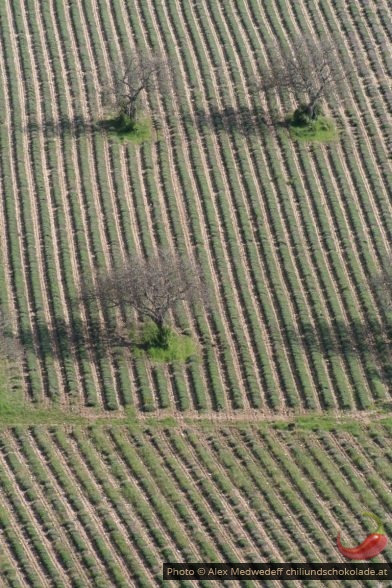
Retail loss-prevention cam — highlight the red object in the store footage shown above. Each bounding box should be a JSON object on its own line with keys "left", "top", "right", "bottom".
{"left": 337, "top": 512, "right": 388, "bottom": 560}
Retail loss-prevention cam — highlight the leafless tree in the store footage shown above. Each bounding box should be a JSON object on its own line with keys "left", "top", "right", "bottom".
{"left": 103, "top": 50, "right": 171, "bottom": 120}
{"left": 257, "top": 35, "right": 348, "bottom": 119}
{"left": 83, "top": 250, "right": 207, "bottom": 344}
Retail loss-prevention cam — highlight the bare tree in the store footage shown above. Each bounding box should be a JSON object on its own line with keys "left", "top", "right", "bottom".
{"left": 103, "top": 50, "right": 171, "bottom": 120}
{"left": 257, "top": 35, "right": 348, "bottom": 119}
{"left": 83, "top": 250, "right": 206, "bottom": 345}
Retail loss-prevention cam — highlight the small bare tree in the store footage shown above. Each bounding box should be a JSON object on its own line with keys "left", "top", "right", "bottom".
{"left": 83, "top": 250, "right": 206, "bottom": 346}
{"left": 257, "top": 34, "right": 348, "bottom": 119}
{"left": 103, "top": 50, "right": 171, "bottom": 120}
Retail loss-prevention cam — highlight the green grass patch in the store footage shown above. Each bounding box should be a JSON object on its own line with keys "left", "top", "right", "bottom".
{"left": 124, "top": 405, "right": 138, "bottom": 422}
{"left": 132, "top": 322, "right": 198, "bottom": 363}
{"left": 0, "top": 387, "right": 25, "bottom": 420}
{"left": 302, "top": 416, "right": 361, "bottom": 434}
{"left": 288, "top": 115, "right": 338, "bottom": 143}
{"left": 270, "top": 413, "right": 363, "bottom": 434}
{"left": 186, "top": 418, "right": 215, "bottom": 431}
{"left": 0, "top": 362, "right": 101, "bottom": 426}
{"left": 98, "top": 113, "right": 152, "bottom": 144}
{"left": 0, "top": 393, "right": 89, "bottom": 426}
{"left": 0, "top": 403, "right": 386, "bottom": 431}
{"left": 378, "top": 417, "right": 392, "bottom": 429}
{"left": 145, "top": 416, "right": 178, "bottom": 428}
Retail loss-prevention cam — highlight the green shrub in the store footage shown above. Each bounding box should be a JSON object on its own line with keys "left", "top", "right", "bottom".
{"left": 292, "top": 103, "right": 323, "bottom": 126}
{"left": 292, "top": 104, "right": 311, "bottom": 126}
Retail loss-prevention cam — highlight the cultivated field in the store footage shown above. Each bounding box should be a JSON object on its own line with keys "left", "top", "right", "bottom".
{"left": 0, "top": 0, "right": 391, "bottom": 586}
{"left": 0, "top": 0, "right": 391, "bottom": 413}
{"left": 0, "top": 423, "right": 391, "bottom": 587}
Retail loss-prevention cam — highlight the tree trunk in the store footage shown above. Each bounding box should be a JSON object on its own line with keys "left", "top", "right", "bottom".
{"left": 125, "top": 101, "right": 136, "bottom": 120}
{"left": 125, "top": 87, "right": 144, "bottom": 120}
{"left": 306, "top": 86, "right": 324, "bottom": 119}
{"left": 156, "top": 322, "right": 170, "bottom": 349}
{"left": 306, "top": 100, "right": 317, "bottom": 120}
{"left": 155, "top": 315, "right": 165, "bottom": 330}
